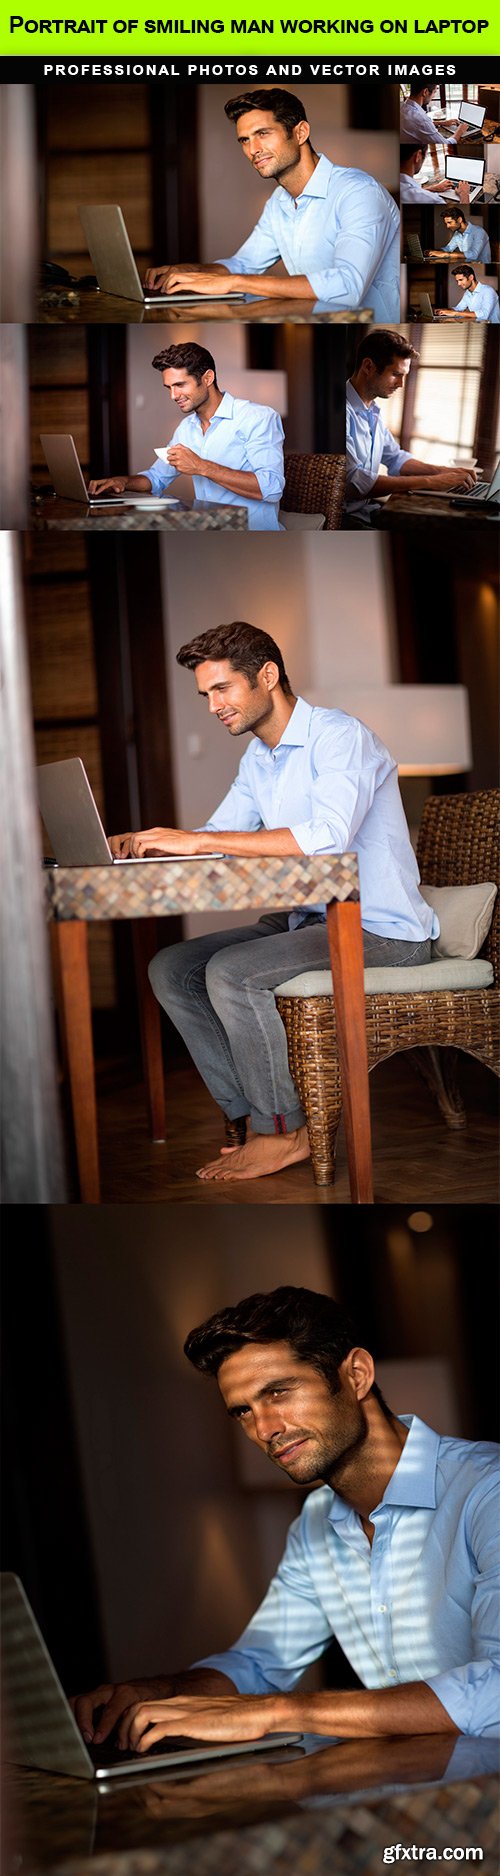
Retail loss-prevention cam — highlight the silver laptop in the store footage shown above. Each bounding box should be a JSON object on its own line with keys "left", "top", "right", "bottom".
{"left": 449, "top": 455, "right": 500, "bottom": 509}
{"left": 38, "top": 758, "right": 225, "bottom": 867}
{"left": 78, "top": 205, "right": 246, "bottom": 307}
{"left": 1, "top": 1575, "right": 301, "bottom": 1783}
{"left": 405, "top": 232, "right": 424, "bottom": 261}
{"left": 416, "top": 291, "right": 470, "bottom": 324}
{"left": 444, "top": 155, "right": 486, "bottom": 202}
{"left": 39, "top": 434, "right": 176, "bottom": 509}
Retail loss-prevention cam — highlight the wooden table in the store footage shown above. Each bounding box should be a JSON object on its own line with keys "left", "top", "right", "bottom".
{"left": 7, "top": 1735, "right": 499, "bottom": 1873}
{"left": 36, "top": 289, "right": 374, "bottom": 326}
{"left": 45, "top": 852, "right": 373, "bottom": 1206}
{"left": 31, "top": 497, "right": 248, "bottom": 532}
{"left": 375, "top": 492, "right": 499, "bottom": 530}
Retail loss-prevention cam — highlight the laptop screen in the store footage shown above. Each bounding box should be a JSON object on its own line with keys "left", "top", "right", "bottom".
{"left": 445, "top": 156, "right": 485, "bottom": 186}
{"left": 458, "top": 101, "right": 486, "bottom": 128}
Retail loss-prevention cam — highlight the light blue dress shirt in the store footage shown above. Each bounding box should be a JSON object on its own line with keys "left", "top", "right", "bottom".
{"left": 443, "top": 224, "right": 491, "bottom": 262}
{"left": 400, "top": 98, "right": 451, "bottom": 146}
{"left": 195, "top": 1414, "right": 500, "bottom": 1738}
{"left": 219, "top": 154, "right": 400, "bottom": 320}
{"left": 454, "top": 283, "right": 500, "bottom": 323}
{"left": 139, "top": 392, "right": 285, "bottom": 531}
{"left": 203, "top": 696, "right": 436, "bottom": 943}
{"left": 346, "top": 381, "right": 412, "bottom": 518}
{"left": 400, "top": 172, "right": 446, "bottom": 204}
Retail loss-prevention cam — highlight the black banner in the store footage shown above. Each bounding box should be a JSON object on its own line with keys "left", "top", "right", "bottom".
{"left": 1, "top": 53, "right": 498, "bottom": 77}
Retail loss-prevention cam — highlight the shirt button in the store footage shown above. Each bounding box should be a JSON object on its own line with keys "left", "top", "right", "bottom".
{"left": 379, "top": 1604, "right": 388, "bottom": 1613}
{"left": 388, "top": 1671, "right": 397, "bottom": 1679}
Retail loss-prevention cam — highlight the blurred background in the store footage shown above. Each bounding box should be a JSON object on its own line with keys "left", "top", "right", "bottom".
{"left": 1, "top": 1204, "right": 498, "bottom": 1694}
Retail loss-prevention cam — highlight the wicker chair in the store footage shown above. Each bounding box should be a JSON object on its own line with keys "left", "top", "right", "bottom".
{"left": 276, "top": 790, "right": 500, "bottom": 1186}
{"left": 281, "top": 453, "right": 346, "bottom": 532}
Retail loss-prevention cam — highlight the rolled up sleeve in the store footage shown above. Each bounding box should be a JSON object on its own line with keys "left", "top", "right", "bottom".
{"left": 192, "top": 1512, "right": 335, "bottom": 1695}
{"left": 427, "top": 1484, "right": 500, "bottom": 1737}
{"left": 290, "top": 719, "right": 392, "bottom": 854}
{"left": 137, "top": 454, "right": 177, "bottom": 496}
{"left": 219, "top": 200, "right": 281, "bottom": 276}
{"left": 244, "top": 409, "right": 285, "bottom": 501}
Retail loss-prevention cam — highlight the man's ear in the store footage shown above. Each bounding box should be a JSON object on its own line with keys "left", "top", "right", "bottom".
{"left": 261, "top": 660, "right": 281, "bottom": 695}
{"left": 341, "top": 1347, "right": 376, "bottom": 1403}
{"left": 295, "top": 120, "right": 311, "bottom": 148}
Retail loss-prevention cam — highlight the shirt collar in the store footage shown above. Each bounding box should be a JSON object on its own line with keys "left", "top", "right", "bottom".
{"left": 327, "top": 1416, "right": 440, "bottom": 1531}
{"left": 346, "top": 380, "right": 381, "bottom": 424}
{"left": 253, "top": 696, "right": 313, "bottom": 761}
{"left": 279, "top": 152, "right": 332, "bottom": 204}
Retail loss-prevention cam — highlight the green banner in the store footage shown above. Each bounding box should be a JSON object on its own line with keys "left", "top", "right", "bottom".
{"left": 2, "top": 3, "right": 499, "bottom": 57}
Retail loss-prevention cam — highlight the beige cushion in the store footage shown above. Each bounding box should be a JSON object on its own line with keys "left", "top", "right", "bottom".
{"left": 280, "top": 511, "right": 325, "bottom": 531}
{"left": 275, "top": 958, "right": 495, "bottom": 997}
{"left": 420, "top": 882, "right": 497, "bottom": 960}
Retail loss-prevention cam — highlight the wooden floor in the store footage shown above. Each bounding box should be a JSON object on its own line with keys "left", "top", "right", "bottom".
{"left": 63, "top": 1050, "right": 499, "bottom": 1205}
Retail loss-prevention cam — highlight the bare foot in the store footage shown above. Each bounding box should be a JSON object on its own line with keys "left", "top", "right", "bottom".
{"left": 196, "top": 1126, "right": 311, "bottom": 1182}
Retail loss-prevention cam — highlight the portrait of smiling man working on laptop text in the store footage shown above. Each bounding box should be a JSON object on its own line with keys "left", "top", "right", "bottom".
{"left": 72, "top": 1285, "right": 500, "bottom": 1751}
{"left": 109, "top": 621, "right": 436, "bottom": 1185}
{"left": 141, "top": 88, "right": 400, "bottom": 319}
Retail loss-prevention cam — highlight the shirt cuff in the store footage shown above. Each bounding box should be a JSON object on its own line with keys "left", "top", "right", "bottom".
{"left": 427, "top": 1662, "right": 500, "bottom": 1737}
{"left": 290, "top": 821, "right": 343, "bottom": 856}
{"left": 190, "top": 1652, "right": 270, "bottom": 1694}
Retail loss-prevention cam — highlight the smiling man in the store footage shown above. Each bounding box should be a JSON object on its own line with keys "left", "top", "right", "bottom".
{"left": 440, "top": 267, "right": 500, "bottom": 324}
{"left": 72, "top": 1286, "right": 500, "bottom": 1751}
{"left": 88, "top": 342, "right": 285, "bottom": 532}
{"left": 109, "top": 619, "right": 435, "bottom": 1184}
{"left": 345, "top": 328, "right": 478, "bottom": 524}
{"left": 143, "top": 88, "right": 400, "bottom": 318}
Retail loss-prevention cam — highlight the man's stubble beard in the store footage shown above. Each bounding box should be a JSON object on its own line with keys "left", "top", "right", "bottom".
{"left": 268, "top": 1397, "right": 370, "bottom": 1488}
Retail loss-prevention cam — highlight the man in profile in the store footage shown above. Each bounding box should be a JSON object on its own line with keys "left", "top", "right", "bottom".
{"left": 400, "top": 143, "right": 448, "bottom": 203}
{"left": 143, "top": 88, "right": 400, "bottom": 319}
{"left": 400, "top": 80, "right": 466, "bottom": 149}
{"left": 345, "top": 328, "right": 478, "bottom": 525}
{"left": 71, "top": 1286, "right": 500, "bottom": 1750}
{"left": 88, "top": 341, "right": 285, "bottom": 532}
{"left": 108, "top": 620, "right": 436, "bottom": 1184}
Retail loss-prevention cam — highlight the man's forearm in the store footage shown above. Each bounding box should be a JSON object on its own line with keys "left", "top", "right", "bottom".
{"left": 228, "top": 272, "right": 315, "bottom": 300}
{"left": 197, "top": 461, "right": 264, "bottom": 501}
{"left": 194, "top": 828, "right": 302, "bottom": 857}
{"left": 171, "top": 1668, "right": 238, "bottom": 1696}
{"left": 272, "top": 1681, "right": 459, "bottom": 1738}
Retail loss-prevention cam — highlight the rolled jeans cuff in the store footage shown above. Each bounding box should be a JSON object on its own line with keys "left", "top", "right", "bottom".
{"left": 249, "top": 1103, "right": 306, "bottom": 1135}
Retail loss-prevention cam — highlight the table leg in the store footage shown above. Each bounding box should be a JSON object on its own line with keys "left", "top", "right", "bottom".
{"left": 131, "top": 920, "right": 166, "bottom": 1142}
{"left": 326, "top": 899, "right": 373, "bottom": 1205}
{"left": 51, "top": 922, "right": 100, "bottom": 1204}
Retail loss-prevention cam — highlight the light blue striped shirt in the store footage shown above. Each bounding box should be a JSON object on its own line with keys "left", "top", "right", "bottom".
{"left": 346, "top": 380, "right": 412, "bottom": 517}
{"left": 196, "top": 1414, "right": 500, "bottom": 1739}
{"left": 454, "top": 283, "right": 500, "bottom": 323}
{"left": 203, "top": 696, "right": 436, "bottom": 942}
{"left": 443, "top": 224, "right": 491, "bottom": 262}
{"left": 220, "top": 153, "right": 400, "bottom": 320}
{"left": 140, "top": 392, "right": 285, "bottom": 530}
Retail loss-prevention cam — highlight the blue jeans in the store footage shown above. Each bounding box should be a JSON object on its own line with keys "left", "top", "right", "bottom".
{"left": 149, "top": 914, "right": 431, "bottom": 1136}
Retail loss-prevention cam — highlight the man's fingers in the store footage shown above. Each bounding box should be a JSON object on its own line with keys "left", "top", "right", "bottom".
{"left": 93, "top": 1688, "right": 138, "bottom": 1744}
{"left": 71, "top": 1685, "right": 115, "bottom": 1742}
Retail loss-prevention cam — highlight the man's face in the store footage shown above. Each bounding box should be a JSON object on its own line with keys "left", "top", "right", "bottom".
{"left": 217, "top": 1340, "right": 368, "bottom": 1485}
{"left": 369, "top": 355, "right": 412, "bottom": 400}
{"left": 162, "top": 368, "right": 212, "bottom": 413}
{"left": 194, "top": 657, "right": 276, "bottom": 736}
{"left": 443, "top": 216, "right": 458, "bottom": 232}
{"left": 454, "top": 272, "right": 472, "bottom": 291}
{"left": 233, "top": 108, "right": 308, "bottom": 182}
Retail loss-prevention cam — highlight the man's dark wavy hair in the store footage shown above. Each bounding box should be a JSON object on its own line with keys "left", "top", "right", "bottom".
{"left": 355, "top": 328, "right": 419, "bottom": 372}
{"left": 151, "top": 343, "right": 218, "bottom": 387}
{"left": 224, "top": 87, "right": 312, "bottom": 150}
{"left": 176, "top": 621, "right": 292, "bottom": 697}
{"left": 184, "top": 1285, "right": 386, "bottom": 1408}
{"left": 400, "top": 141, "right": 429, "bottom": 164}
{"left": 452, "top": 264, "right": 476, "bottom": 282}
